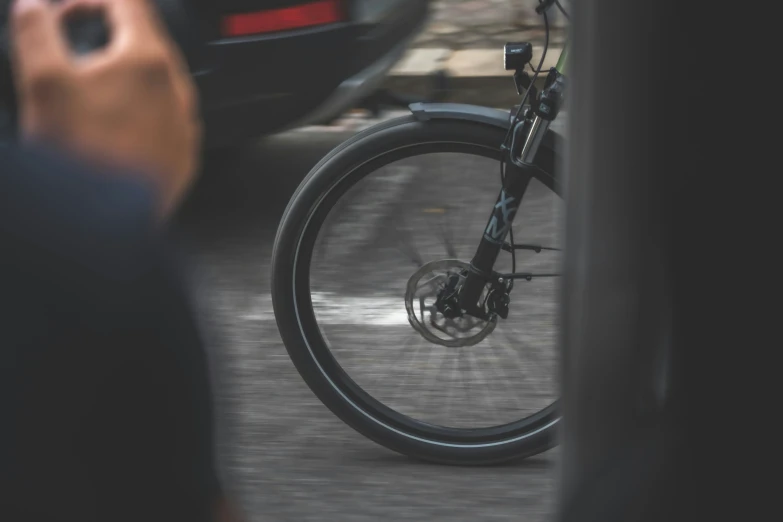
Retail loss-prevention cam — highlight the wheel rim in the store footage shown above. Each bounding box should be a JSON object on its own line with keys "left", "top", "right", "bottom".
{"left": 293, "top": 140, "right": 562, "bottom": 445}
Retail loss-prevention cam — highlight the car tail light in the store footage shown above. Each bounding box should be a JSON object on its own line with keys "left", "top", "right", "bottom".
{"left": 221, "top": 0, "right": 345, "bottom": 37}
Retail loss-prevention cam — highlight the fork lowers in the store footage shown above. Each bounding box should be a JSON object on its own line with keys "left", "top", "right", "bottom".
{"left": 457, "top": 157, "right": 534, "bottom": 318}
{"left": 458, "top": 68, "right": 566, "bottom": 319}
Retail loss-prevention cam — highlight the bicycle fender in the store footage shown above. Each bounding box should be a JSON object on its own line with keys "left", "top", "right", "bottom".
{"left": 408, "top": 102, "right": 563, "bottom": 152}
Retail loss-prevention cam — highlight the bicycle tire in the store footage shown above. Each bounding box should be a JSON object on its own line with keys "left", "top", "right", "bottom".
{"left": 271, "top": 115, "right": 562, "bottom": 465}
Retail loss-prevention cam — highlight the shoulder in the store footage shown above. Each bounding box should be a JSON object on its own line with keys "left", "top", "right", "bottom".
{"left": 0, "top": 144, "right": 164, "bottom": 288}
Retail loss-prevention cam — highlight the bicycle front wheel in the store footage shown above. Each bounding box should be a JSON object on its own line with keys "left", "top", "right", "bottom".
{"left": 271, "top": 115, "right": 563, "bottom": 465}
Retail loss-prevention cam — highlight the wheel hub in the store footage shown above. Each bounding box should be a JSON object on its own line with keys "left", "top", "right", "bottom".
{"left": 404, "top": 259, "right": 498, "bottom": 347}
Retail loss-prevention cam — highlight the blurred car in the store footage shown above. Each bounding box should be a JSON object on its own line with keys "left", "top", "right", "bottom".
{"left": 0, "top": 0, "right": 432, "bottom": 148}
{"left": 182, "top": 0, "right": 432, "bottom": 148}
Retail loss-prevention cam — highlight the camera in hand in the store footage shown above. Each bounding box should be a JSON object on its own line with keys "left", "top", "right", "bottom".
{"left": 0, "top": 0, "right": 203, "bottom": 143}
{"left": 0, "top": 10, "right": 110, "bottom": 142}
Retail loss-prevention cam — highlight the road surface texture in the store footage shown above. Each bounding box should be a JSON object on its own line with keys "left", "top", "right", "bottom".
{"left": 386, "top": 0, "right": 568, "bottom": 107}
{"left": 173, "top": 111, "right": 568, "bottom": 521}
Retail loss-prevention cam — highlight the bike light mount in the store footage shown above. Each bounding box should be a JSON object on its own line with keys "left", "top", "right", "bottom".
{"left": 504, "top": 42, "right": 533, "bottom": 71}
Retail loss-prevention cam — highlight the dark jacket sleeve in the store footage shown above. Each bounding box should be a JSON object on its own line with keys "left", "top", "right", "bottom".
{"left": 0, "top": 144, "right": 220, "bottom": 522}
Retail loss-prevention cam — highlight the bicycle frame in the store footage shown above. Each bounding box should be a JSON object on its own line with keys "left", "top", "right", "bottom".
{"left": 458, "top": 43, "right": 568, "bottom": 318}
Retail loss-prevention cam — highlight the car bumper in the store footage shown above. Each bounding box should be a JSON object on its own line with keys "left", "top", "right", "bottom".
{"left": 199, "top": 0, "right": 430, "bottom": 147}
{"left": 282, "top": 20, "right": 422, "bottom": 129}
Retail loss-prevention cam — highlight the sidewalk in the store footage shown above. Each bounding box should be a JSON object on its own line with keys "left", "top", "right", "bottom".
{"left": 382, "top": 0, "right": 568, "bottom": 108}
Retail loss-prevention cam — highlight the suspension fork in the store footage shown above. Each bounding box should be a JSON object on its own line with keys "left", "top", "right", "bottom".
{"left": 457, "top": 125, "right": 541, "bottom": 317}
{"left": 458, "top": 70, "right": 566, "bottom": 318}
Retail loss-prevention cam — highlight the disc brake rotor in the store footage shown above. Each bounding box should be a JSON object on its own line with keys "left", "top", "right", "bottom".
{"left": 404, "top": 259, "right": 497, "bottom": 348}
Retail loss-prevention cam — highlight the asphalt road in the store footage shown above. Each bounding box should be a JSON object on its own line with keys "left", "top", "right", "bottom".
{"left": 172, "top": 111, "right": 567, "bottom": 522}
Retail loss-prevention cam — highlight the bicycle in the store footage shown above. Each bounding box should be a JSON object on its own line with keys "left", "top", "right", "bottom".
{"left": 271, "top": 0, "right": 569, "bottom": 465}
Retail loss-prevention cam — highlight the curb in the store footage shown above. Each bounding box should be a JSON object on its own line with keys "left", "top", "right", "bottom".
{"left": 381, "top": 47, "right": 563, "bottom": 108}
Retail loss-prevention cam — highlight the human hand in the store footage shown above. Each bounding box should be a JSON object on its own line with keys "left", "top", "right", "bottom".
{"left": 10, "top": 0, "right": 201, "bottom": 218}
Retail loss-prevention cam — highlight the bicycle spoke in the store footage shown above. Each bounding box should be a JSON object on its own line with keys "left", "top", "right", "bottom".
{"left": 436, "top": 210, "right": 458, "bottom": 258}
{"left": 388, "top": 335, "right": 434, "bottom": 404}
{"left": 306, "top": 150, "right": 561, "bottom": 431}
{"left": 440, "top": 349, "right": 461, "bottom": 423}
{"left": 501, "top": 243, "right": 561, "bottom": 253}
{"left": 500, "top": 272, "right": 561, "bottom": 281}
{"left": 373, "top": 333, "right": 425, "bottom": 390}
{"left": 456, "top": 346, "right": 474, "bottom": 423}
{"left": 391, "top": 225, "right": 424, "bottom": 267}
{"left": 478, "top": 340, "right": 532, "bottom": 413}
{"left": 499, "top": 329, "right": 555, "bottom": 380}
{"left": 464, "top": 349, "right": 507, "bottom": 421}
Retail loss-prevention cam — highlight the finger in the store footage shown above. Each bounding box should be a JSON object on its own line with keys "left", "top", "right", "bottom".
{"left": 103, "top": 0, "right": 167, "bottom": 48}
{"left": 56, "top": 0, "right": 108, "bottom": 19}
{"left": 10, "top": 0, "right": 70, "bottom": 86}
{"left": 167, "top": 40, "right": 194, "bottom": 93}
{"left": 167, "top": 59, "right": 200, "bottom": 148}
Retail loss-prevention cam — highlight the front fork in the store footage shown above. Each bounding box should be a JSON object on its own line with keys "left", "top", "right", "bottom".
{"left": 458, "top": 69, "right": 566, "bottom": 318}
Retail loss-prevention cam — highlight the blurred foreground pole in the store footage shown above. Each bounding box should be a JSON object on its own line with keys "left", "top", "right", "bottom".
{"left": 556, "top": 0, "right": 689, "bottom": 521}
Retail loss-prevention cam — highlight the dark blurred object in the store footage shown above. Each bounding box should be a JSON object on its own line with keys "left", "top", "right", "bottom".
{"left": 558, "top": 0, "right": 768, "bottom": 512}
{"left": 1, "top": 143, "right": 222, "bottom": 522}
{"left": 557, "top": 0, "right": 688, "bottom": 520}
{"left": 0, "top": 0, "right": 431, "bottom": 147}
{"left": 194, "top": 0, "right": 431, "bottom": 147}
